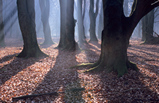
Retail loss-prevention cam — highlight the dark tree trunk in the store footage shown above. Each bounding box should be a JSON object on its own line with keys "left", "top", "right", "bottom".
{"left": 87, "top": 0, "right": 159, "bottom": 77}
{"left": 39, "top": 0, "right": 54, "bottom": 45}
{"left": 77, "top": 0, "right": 87, "bottom": 45}
{"left": 58, "top": 0, "right": 78, "bottom": 51}
{"left": 17, "top": 0, "right": 47, "bottom": 58}
{"left": 142, "top": 9, "right": 159, "bottom": 44}
{"left": 89, "top": 0, "right": 99, "bottom": 42}
{"left": 0, "top": 0, "right": 5, "bottom": 47}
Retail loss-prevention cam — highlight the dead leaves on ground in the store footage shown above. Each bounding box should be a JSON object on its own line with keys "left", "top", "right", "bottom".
{"left": 0, "top": 38, "right": 159, "bottom": 102}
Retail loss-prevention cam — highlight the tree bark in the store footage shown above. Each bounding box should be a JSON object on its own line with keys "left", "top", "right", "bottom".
{"left": 87, "top": 0, "right": 159, "bottom": 77}
{"left": 142, "top": 9, "right": 159, "bottom": 44}
{"left": 97, "top": 0, "right": 104, "bottom": 39}
{"left": 77, "top": 0, "right": 87, "bottom": 45}
{"left": 39, "top": 0, "right": 54, "bottom": 45}
{"left": 58, "top": 0, "right": 78, "bottom": 51}
{"left": 89, "top": 0, "right": 99, "bottom": 42}
{"left": 0, "top": 0, "right": 5, "bottom": 47}
{"left": 17, "top": 0, "right": 47, "bottom": 58}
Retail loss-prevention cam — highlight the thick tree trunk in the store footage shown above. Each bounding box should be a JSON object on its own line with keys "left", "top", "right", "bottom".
{"left": 58, "top": 0, "right": 78, "bottom": 51}
{"left": 0, "top": 0, "right": 5, "bottom": 47}
{"left": 17, "top": 0, "right": 47, "bottom": 58}
{"left": 77, "top": 0, "right": 87, "bottom": 45}
{"left": 39, "top": 0, "right": 54, "bottom": 45}
{"left": 89, "top": 0, "right": 98, "bottom": 42}
{"left": 94, "top": 0, "right": 159, "bottom": 76}
{"left": 94, "top": 0, "right": 136, "bottom": 76}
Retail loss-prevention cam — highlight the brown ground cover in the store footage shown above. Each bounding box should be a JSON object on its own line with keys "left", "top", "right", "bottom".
{"left": 0, "top": 38, "right": 159, "bottom": 103}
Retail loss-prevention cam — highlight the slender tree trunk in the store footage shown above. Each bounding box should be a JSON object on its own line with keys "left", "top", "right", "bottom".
{"left": 82, "top": 0, "right": 86, "bottom": 39}
{"left": 58, "top": 0, "right": 78, "bottom": 51}
{"left": 89, "top": 0, "right": 99, "bottom": 42}
{"left": 17, "top": 0, "right": 47, "bottom": 58}
{"left": 0, "top": 0, "right": 5, "bottom": 47}
{"left": 142, "top": 9, "right": 159, "bottom": 44}
{"left": 123, "top": 0, "right": 129, "bottom": 17}
{"left": 77, "top": 0, "right": 87, "bottom": 45}
{"left": 39, "top": 0, "right": 54, "bottom": 45}
{"left": 97, "top": 0, "right": 104, "bottom": 39}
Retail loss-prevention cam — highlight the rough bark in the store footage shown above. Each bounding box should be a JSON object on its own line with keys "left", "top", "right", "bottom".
{"left": 0, "top": 0, "right": 5, "bottom": 47}
{"left": 58, "top": 0, "right": 78, "bottom": 51}
{"left": 83, "top": 0, "right": 159, "bottom": 77}
{"left": 77, "top": 0, "right": 87, "bottom": 45}
{"left": 17, "top": 0, "right": 47, "bottom": 58}
{"left": 89, "top": 0, "right": 99, "bottom": 42}
{"left": 39, "top": 0, "right": 54, "bottom": 45}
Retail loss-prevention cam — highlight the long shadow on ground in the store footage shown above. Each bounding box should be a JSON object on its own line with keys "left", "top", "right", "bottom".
{"left": 0, "top": 54, "right": 46, "bottom": 86}
{"left": 86, "top": 70, "right": 159, "bottom": 102}
{"left": 31, "top": 49, "right": 85, "bottom": 102}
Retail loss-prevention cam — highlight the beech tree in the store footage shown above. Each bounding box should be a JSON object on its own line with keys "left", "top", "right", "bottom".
{"left": 142, "top": 9, "right": 159, "bottom": 44}
{"left": 17, "top": 0, "right": 46, "bottom": 58}
{"left": 39, "top": 0, "right": 54, "bottom": 45}
{"left": 77, "top": 0, "right": 87, "bottom": 45}
{"left": 97, "top": 0, "right": 104, "bottom": 39}
{"left": 77, "top": 0, "right": 159, "bottom": 77}
{"left": 0, "top": 0, "right": 5, "bottom": 47}
{"left": 89, "top": 0, "right": 99, "bottom": 42}
{"left": 58, "top": 0, "right": 78, "bottom": 51}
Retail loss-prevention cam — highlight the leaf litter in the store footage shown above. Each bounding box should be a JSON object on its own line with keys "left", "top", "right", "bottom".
{"left": 0, "top": 38, "right": 159, "bottom": 102}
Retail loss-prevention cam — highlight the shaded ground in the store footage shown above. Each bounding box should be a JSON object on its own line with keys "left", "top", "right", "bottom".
{"left": 0, "top": 38, "right": 159, "bottom": 102}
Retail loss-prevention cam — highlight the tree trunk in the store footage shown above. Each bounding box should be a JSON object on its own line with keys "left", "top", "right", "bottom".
{"left": 77, "top": 0, "right": 87, "bottom": 45}
{"left": 58, "top": 0, "right": 78, "bottom": 51}
{"left": 123, "top": 0, "right": 129, "bottom": 17}
{"left": 86, "top": 0, "right": 159, "bottom": 76}
{"left": 89, "top": 0, "right": 98, "bottom": 42}
{"left": 0, "top": 0, "right": 5, "bottom": 47}
{"left": 17, "top": 0, "right": 47, "bottom": 58}
{"left": 39, "top": 0, "right": 54, "bottom": 45}
{"left": 142, "top": 9, "right": 159, "bottom": 44}
{"left": 97, "top": 0, "right": 104, "bottom": 39}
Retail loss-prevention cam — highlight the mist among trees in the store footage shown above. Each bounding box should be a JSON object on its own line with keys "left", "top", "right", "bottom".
{"left": 0, "top": 0, "right": 159, "bottom": 102}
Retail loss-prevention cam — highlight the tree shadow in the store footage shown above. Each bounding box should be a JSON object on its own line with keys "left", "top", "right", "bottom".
{"left": 0, "top": 54, "right": 17, "bottom": 63}
{"left": 79, "top": 41, "right": 101, "bottom": 64}
{"left": 128, "top": 46, "right": 159, "bottom": 76}
{"left": 0, "top": 54, "right": 46, "bottom": 86}
{"left": 83, "top": 68, "right": 159, "bottom": 102}
{"left": 30, "top": 50, "right": 85, "bottom": 102}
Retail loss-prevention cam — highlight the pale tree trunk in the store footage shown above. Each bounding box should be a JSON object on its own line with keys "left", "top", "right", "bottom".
{"left": 0, "top": 0, "right": 5, "bottom": 47}
{"left": 39, "top": 0, "right": 54, "bottom": 45}
{"left": 58, "top": 0, "right": 78, "bottom": 51}
{"left": 123, "top": 0, "right": 129, "bottom": 17}
{"left": 17, "top": 0, "right": 47, "bottom": 58}
{"left": 77, "top": 0, "right": 87, "bottom": 45}
{"left": 142, "top": 9, "right": 159, "bottom": 44}
{"left": 89, "top": 0, "right": 99, "bottom": 42}
{"left": 97, "top": 0, "right": 103, "bottom": 39}
{"left": 83, "top": 0, "right": 159, "bottom": 77}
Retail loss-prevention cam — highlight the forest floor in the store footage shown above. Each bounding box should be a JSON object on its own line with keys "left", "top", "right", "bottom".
{"left": 0, "top": 38, "right": 159, "bottom": 103}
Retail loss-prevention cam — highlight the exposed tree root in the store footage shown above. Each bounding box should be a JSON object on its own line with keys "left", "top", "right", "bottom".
{"left": 71, "top": 59, "right": 138, "bottom": 77}
{"left": 69, "top": 63, "right": 94, "bottom": 69}
{"left": 141, "top": 37, "right": 159, "bottom": 44}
